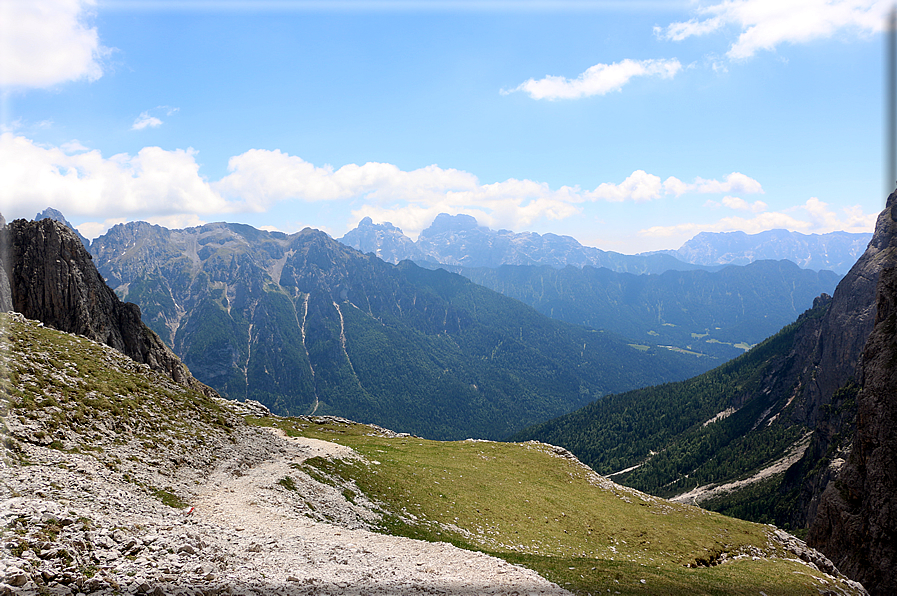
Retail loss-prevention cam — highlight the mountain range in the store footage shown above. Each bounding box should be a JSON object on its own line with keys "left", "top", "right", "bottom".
{"left": 339, "top": 213, "right": 870, "bottom": 275}
{"left": 650, "top": 229, "right": 872, "bottom": 274}
{"left": 340, "top": 214, "right": 713, "bottom": 274}
{"left": 85, "top": 219, "right": 710, "bottom": 440}
{"left": 1, "top": 204, "right": 892, "bottom": 593}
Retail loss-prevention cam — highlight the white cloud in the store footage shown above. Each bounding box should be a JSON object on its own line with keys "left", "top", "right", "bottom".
{"left": 641, "top": 197, "right": 876, "bottom": 241}
{"left": 722, "top": 195, "right": 768, "bottom": 211}
{"left": 587, "top": 170, "right": 665, "bottom": 202}
{"left": 694, "top": 172, "right": 765, "bottom": 194}
{"left": 60, "top": 140, "right": 90, "bottom": 153}
{"left": 0, "top": 0, "right": 109, "bottom": 87}
{"left": 0, "top": 134, "right": 773, "bottom": 243}
{"left": 658, "top": 0, "right": 890, "bottom": 60}
{"left": 504, "top": 58, "right": 682, "bottom": 100}
{"left": 214, "top": 148, "right": 583, "bottom": 235}
{"left": 132, "top": 112, "right": 163, "bottom": 131}
{"left": 0, "top": 133, "right": 227, "bottom": 219}
{"left": 585, "top": 170, "right": 763, "bottom": 202}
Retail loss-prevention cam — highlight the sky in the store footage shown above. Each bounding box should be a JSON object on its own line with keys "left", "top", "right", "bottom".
{"left": 0, "top": 0, "right": 891, "bottom": 254}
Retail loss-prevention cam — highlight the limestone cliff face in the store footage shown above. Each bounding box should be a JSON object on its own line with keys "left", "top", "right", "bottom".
{"left": 792, "top": 192, "right": 897, "bottom": 595}
{"left": 809, "top": 267, "right": 897, "bottom": 595}
{"left": 0, "top": 217, "right": 210, "bottom": 394}
{"left": 0, "top": 213, "right": 11, "bottom": 312}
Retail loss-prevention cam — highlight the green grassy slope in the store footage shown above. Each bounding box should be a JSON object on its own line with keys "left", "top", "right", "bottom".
{"left": 0, "top": 314, "right": 861, "bottom": 595}
{"left": 249, "top": 415, "right": 862, "bottom": 595}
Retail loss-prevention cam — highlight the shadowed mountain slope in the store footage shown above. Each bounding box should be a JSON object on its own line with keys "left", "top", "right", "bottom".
{"left": 0, "top": 217, "right": 207, "bottom": 394}
{"left": 89, "top": 221, "right": 711, "bottom": 440}
{"left": 445, "top": 260, "right": 840, "bottom": 361}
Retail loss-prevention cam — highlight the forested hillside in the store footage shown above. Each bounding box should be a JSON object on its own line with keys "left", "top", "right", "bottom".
{"left": 89, "top": 221, "right": 711, "bottom": 440}
{"left": 511, "top": 299, "right": 829, "bottom": 521}
{"left": 447, "top": 260, "right": 840, "bottom": 360}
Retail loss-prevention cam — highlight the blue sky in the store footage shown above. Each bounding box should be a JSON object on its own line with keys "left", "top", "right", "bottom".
{"left": 0, "top": 0, "right": 889, "bottom": 253}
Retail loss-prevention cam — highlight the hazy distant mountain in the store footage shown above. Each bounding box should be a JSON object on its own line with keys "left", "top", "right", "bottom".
{"left": 649, "top": 229, "right": 871, "bottom": 274}
{"left": 340, "top": 213, "right": 713, "bottom": 274}
{"left": 450, "top": 260, "right": 841, "bottom": 361}
{"left": 339, "top": 217, "right": 424, "bottom": 263}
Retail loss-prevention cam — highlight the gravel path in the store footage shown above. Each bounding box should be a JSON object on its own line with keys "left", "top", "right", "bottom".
{"left": 1, "top": 424, "right": 572, "bottom": 595}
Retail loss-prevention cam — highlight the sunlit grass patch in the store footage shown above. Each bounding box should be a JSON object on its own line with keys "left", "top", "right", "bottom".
{"left": 266, "top": 417, "right": 859, "bottom": 595}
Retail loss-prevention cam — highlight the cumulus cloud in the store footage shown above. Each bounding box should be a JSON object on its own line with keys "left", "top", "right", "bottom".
{"left": 0, "top": 133, "right": 227, "bottom": 219}
{"left": 214, "top": 148, "right": 582, "bottom": 234}
{"left": 132, "top": 112, "right": 163, "bottom": 131}
{"left": 705, "top": 195, "right": 769, "bottom": 211}
{"left": 0, "top": 134, "right": 773, "bottom": 242}
{"left": 504, "top": 58, "right": 682, "bottom": 100}
{"left": 585, "top": 170, "right": 763, "bottom": 202}
{"left": 641, "top": 197, "right": 876, "bottom": 240}
{"left": 0, "top": 0, "right": 109, "bottom": 87}
{"left": 215, "top": 149, "right": 479, "bottom": 207}
{"left": 657, "top": 0, "right": 890, "bottom": 60}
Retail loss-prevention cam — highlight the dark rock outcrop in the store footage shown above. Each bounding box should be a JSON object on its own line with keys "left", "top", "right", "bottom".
{"left": 808, "top": 205, "right": 897, "bottom": 594}
{"left": 35, "top": 206, "right": 91, "bottom": 249}
{"left": 0, "top": 213, "right": 11, "bottom": 312}
{"left": 0, "top": 217, "right": 211, "bottom": 395}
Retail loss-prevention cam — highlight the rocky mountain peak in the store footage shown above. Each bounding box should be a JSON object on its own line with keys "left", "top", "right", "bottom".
{"left": 34, "top": 206, "right": 91, "bottom": 249}
{"left": 0, "top": 217, "right": 211, "bottom": 395}
{"left": 420, "top": 213, "right": 481, "bottom": 236}
{"left": 338, "top": 216, "right": 419, "bottom": 264}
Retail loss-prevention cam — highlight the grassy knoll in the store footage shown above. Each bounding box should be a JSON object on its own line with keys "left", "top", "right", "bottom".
{"left": 248, "top": 416, "right": 859, "bottom": 595}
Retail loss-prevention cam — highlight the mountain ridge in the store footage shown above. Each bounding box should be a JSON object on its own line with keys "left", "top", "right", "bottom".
{"left": 340, "top": 213, "right": 868, "bottom": 274}
{"left": 87, "top": 218, "right": 711, "bottom": 440}
{"left": 647, "top": 229, "right": 871, "bottom": 274}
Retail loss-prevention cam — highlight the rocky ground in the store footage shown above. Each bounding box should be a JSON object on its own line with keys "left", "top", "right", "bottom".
{"left": 0, "top": 314, "right": 571, "bottom": 595}
{"left": 0, "top": 420, "right": 573, "bottom": 596}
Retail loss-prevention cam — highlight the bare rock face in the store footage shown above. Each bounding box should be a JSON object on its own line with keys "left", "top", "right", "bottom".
{"left": 809, "top": 266, "right": 897, "bottom": 595}
{"left": 0, "top": 213, "right": 11, "bottom": 312}
{"left": 0, "top": 217, "right": 210, "bottom": 394}
{"left": 805, "top": 193, "right": 897, "bottom": 595}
